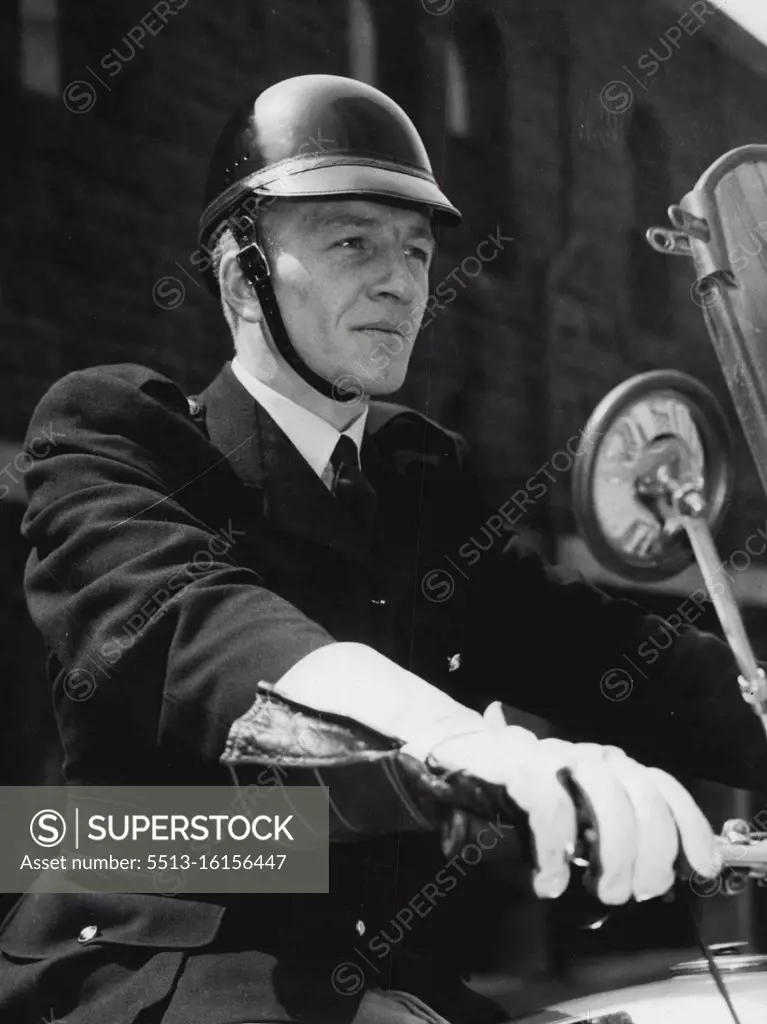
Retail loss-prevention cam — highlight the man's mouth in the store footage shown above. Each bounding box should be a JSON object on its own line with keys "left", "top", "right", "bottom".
{"left": 353, "top": 327, "right": 410, "bottom": 350}
{"left": 354, "top": 322, "right": 406, "bottom": 337}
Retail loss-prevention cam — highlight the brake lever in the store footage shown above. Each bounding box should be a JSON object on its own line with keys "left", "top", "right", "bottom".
{"left": 556, "top": 766, "right": 612, "bottom": 930}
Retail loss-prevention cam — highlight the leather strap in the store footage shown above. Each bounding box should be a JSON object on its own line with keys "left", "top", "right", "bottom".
{"left": 221, "top": 684, "right": 531, "bottom": 860}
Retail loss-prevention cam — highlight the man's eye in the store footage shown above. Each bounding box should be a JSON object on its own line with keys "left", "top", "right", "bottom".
{"left": 407, "top": 247, "right": 431, "bottom": 265}
{"left": 336, "top": 237, "right": 365, "bottom": 250}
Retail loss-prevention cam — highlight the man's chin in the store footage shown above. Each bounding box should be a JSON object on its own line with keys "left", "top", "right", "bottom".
{"left": 363, "top": 369, "right": 407, "bottom": 396}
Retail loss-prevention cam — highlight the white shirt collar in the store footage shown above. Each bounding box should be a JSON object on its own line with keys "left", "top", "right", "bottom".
{"left": 230, "top": 356, "right": 369, "bottom": 479}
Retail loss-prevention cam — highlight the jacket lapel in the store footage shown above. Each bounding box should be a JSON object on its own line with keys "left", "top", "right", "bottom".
{"left": 198, "top": 363, "right": 388, "bottom": 566}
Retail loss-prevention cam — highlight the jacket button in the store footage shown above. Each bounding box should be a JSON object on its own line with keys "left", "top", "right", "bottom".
{"left": 78, "top": 924, "right": 100, "bottom": 943}
{"left": 447, "top": 653, "right": 461, "bottom": 672}
{"left": 187, "top": 397, "right": 202, "bottom": 416}
{"left": 355, "top": 919, "right": 366, "bottom": 936}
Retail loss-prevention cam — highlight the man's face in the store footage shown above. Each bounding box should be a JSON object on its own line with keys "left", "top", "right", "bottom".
{"left": 261, "top": 198, "right": 435, "bottom": 395}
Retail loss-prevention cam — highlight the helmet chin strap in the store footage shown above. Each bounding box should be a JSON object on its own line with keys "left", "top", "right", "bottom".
{"left": 229, "top": 214, "right": 360, "bottom": 404}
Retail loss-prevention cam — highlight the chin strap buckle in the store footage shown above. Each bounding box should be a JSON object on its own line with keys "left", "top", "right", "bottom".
{"left": 231, "top": 214, "right": 271, "bottom": 285}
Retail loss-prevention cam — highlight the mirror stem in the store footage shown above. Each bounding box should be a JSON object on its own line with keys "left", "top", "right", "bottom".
{"left": 682, "top": 513, "right": 767, "bottom": 737}
{"left": 642, "top": 465, "right": 767, "bottom": 736}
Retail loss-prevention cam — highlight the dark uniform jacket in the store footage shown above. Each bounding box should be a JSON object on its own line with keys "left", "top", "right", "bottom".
{"left": 1, "top": 360, "right": 766, "bottom": 1024}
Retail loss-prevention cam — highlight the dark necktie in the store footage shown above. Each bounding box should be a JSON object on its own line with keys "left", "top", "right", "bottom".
{"left": 330, "top": 435, "right": 377, "bottom": 528}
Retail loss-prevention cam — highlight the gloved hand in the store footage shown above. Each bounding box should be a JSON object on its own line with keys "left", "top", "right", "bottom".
{"left": 403, "top": 699, "right": 720, "bottom": 904}
{"left": 273, "top": 644, "right": 719, "bottom": 905}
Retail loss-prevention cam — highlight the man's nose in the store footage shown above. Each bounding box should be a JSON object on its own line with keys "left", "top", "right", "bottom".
{"left": 369, "top": 246, "right": 418, "bottom": 304}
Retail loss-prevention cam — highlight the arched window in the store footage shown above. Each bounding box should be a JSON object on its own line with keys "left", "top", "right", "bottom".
{"left": 376, "top": 3, "right": 425, "bottom": 130}
{"left": 442, "top": 12, "right": 512, "bottom": 271}
{"left": 445, "top": 38, "right": 469, "bottom": 138}
{"left": 348, "top": 0, "right": 377, "bottom": 86}
{"left": 20, "top": 0, "right": 59, "bottom": 97}
{"left": 628, "top": 105, "right": 671, "bottom": 332}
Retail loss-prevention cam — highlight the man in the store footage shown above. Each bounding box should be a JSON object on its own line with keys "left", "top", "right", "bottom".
{"left": 1, "top": 73, "right": 766, "bottom": 1024}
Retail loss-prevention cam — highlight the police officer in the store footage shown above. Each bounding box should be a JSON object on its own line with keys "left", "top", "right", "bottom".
{"left": 3, "top": 74, "right": 767, "bottom": 1024}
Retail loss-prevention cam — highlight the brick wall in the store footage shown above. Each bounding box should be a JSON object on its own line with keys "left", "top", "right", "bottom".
{"left": 546, "top": 0, "right": 767, "bottom": 555}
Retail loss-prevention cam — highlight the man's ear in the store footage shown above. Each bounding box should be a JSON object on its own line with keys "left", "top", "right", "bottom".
{"left": 219, "top": 249, "right": 264, "bottom": 325}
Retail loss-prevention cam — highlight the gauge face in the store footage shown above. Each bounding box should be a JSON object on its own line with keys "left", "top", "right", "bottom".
{"left": 572, "top": 371, "right": 732, "bottom": 583}
{"left": 592, "top": 392, "right": 706, "bottom": 565}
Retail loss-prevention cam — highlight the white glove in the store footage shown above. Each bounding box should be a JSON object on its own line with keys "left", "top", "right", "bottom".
{"left": 274, "top": 646, "right": 719, "bottom": 905}
{"left": 274, "top": 642, "right": 486, "bottom": 748}
{"left": 412, "top": 700, "right": 720, "bottom": 904}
